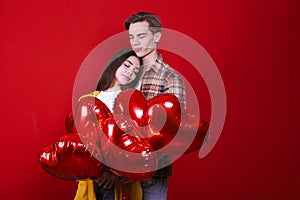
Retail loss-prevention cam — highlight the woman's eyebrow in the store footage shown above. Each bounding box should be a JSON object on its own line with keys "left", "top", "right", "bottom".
{"left": 125, "top": 59, "right": 133, "bottom": 65}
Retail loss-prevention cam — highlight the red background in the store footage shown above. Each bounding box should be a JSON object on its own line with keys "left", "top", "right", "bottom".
{"left": 0, "top": 0, "right": 299, "bottom": 199}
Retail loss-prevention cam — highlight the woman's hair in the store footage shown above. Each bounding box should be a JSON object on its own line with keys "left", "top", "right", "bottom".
{"left": 96, "top": 49, "right": 143, "bottom": 91}
{"left": 124, "top": 11, "right": 162, "bottom": 34}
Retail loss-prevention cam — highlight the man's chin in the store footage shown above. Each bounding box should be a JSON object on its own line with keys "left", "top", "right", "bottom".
{"left": 135, "top": 52, "right": 145, "bottom": 58}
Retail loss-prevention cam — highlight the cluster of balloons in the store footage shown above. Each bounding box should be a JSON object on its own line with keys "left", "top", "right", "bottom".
{"left": 39, "top": 89, "right": 209, "bottom": 181}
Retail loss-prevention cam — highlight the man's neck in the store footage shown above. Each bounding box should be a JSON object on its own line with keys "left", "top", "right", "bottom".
{"left": 142, "top": 49, "right": 158, "bottom": 70}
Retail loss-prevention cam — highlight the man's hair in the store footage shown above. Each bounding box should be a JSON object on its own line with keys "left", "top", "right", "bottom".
{"left": 124, "top": 11, "right": 162, "bottom": 33}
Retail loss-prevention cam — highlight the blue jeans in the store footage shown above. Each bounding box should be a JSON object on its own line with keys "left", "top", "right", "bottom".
{"left": 142, "top": 179, "right": 168, "bottom": 200}
{"left": 95, "top": 187, "right": 114, "bottom": 200}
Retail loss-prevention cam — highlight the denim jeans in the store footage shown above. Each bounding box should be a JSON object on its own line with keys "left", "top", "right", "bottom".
{"left": 95, "top": 186, "right": 114, "bottom": 200}
{"left": 142, "top": 179, "right": 168, "bottom": 200}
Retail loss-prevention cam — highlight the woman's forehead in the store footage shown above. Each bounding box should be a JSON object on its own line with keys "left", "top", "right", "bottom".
{"left": 126, "top": 56, "right": 140, "bottom": 65}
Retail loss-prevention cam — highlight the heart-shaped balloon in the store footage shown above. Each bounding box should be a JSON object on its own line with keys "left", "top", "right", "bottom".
{"left": 100, "top": 115, "right": 157, "bottom": 180}
{"left": 182, "top": 114, "right": 209, "bottom": 154}
{"left": 73, "top": 96, "right": 157, "bottom": 180}
{"left": 160, "top": 113, "right": 210, "bottom": 155}
{"left": 115, "top": 89, "right": 210, "bottom": 155}
{"left": 39, "top": 133, "right": 104, "bottom": 180}
{"left": 46, "top": 90, "right": 209, "bottom": 182}
{"left": 73, "top": 96, "right": 114, "bottom": 156}
{"left": 74, "top": 96, "right": 113, "bottom": 130}
{"left": 114, "top": 89, "right": 182, "bottom": 150}
{"left": 65, "top": 111, "right": 76, "bottom": 133}
{"left": 114, "top": 89, "right": 148, "bottom": 126}
{"left": 145, "top": 94, "right": 182, "bottom": 149}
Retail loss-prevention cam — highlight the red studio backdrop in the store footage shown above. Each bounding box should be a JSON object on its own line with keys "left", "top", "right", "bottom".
{"left": 0, "top": 0, "right": 299, "bottom": 199}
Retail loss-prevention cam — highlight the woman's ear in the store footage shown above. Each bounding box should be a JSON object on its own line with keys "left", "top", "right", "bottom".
{"left": 154, "top": 32, "right": 161, "bottom": 43}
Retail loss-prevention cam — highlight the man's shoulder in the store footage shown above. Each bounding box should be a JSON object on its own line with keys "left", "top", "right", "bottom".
{"left": 161, "top": 61, "right": 183, "bottom": 79}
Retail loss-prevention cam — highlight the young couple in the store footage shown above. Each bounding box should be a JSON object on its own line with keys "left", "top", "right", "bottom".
{"left": 75, "top": 11, "right": 186, "bottom": 200}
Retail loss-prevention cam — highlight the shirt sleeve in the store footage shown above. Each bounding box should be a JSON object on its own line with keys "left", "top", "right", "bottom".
{"left": 164, "top": 74, "right": 186, "bottom": 109}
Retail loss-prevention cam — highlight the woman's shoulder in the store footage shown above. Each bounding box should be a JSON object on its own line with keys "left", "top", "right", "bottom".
{"left": 79, "top": 91, "right": 101, "bottom": 100}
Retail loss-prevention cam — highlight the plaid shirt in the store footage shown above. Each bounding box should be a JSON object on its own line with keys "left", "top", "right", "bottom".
{"left": 141, "top": 54, "right": 186, "bottom": 107}
{"left": 140, "top": 53, "right": 186, "bottom": 180}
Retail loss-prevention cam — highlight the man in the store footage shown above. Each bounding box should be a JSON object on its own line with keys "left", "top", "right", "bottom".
{"left": 124, "top": 11, "right": 186, "bottom": 200}
{"left": 94, "top": 11, "right": 186, "bottom": 200}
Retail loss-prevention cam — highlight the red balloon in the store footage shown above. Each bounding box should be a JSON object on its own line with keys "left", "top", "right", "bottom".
{"left": 39, "top": 133, "right": 104, "bottom": 180}
{"left": 73, "top": 96, "right": 113, "bottom": 156}
{"left": 164, "top": 113, "right": 210, "bottom": 154}
{"left": 145, "top": 94, "right": 182, "bottom": 149}
{"left": 74, "top": 96, "right": 113, "bottom": 130}
{"left": 182, "top": 114, "right": 210, "bottom": 154}
{"left": 114, "top": 89, "right": 148, "bottom": 126}
{"left": 39, "top": 90, "right": 209, "bottom": 181}
{"left": 114, "top": 89, "right": 182, "bottom": 150}
{"left": 115, "top": 89, "right": 210, "bottom": 154}
{"left": 73, "top": 95, "right": 157, "bottom": 180}
{"left": 100, "top": 115, "right": 157, "bottom": 180}
{"left": 65, "top": 111, "right": 76, "bottom": 133}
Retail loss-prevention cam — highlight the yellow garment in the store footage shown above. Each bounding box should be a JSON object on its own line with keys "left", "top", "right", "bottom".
{"left": 74, "top": 180, "right": 142, "bottom": 200}
{"left": 79, "top": 91, "right": 100, "bottom": 100}
{"left": 114, "top": 181, "right": 142, "bottom": 200}
{"left": 74, "top": 180, "right": 96, "bottom": 200}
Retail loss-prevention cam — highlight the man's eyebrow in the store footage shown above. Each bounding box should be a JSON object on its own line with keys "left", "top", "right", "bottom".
{"left": 129, "top": 32, "right": 147, "bottom": 36}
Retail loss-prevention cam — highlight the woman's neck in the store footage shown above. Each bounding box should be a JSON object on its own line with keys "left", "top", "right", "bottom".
{"left": 105, "top": 82, "right": 121, "bottom": 92}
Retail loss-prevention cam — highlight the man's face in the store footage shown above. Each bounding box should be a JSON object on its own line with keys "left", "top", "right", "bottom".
{"left": 128, "top": 21, "right": 158, "bottom": 58}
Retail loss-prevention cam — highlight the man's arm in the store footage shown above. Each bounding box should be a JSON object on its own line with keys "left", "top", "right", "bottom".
{"left": 164, "top": 74, "right": 186, "bottom": 108}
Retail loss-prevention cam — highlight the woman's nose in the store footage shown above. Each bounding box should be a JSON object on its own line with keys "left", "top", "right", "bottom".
{"left": 126, "top": 68, "right": 133, "bottom": 76}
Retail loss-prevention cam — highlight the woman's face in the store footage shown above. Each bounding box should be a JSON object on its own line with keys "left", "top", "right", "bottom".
{"left": 115, "top": 56, "right": 140, "bottom": 85}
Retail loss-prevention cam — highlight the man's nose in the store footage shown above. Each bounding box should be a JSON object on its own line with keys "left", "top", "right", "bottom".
{"left": 132, "top": 37, "right": 140, "bottom": 45}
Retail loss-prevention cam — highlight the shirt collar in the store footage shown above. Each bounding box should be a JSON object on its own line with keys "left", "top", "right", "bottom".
{"left": 147, "top": 53, "right": 164, "bottom": 73}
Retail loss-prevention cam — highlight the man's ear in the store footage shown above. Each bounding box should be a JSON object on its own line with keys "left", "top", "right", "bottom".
{"left": 154, "top": 32, "right": 161, "bottom": 43}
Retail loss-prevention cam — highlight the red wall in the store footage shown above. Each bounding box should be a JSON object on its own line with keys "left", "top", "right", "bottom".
{"left": 0, "top": 0, "right": 299, "bottom": 199}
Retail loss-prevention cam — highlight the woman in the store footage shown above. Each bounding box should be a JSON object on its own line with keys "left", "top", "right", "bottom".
{"left": 74, "top": 49, "right": 143, "bottom": 200}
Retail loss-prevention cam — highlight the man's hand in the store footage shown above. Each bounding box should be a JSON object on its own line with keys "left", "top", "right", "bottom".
{"left": 95, "top": 171, "right": 119, "bottom": 189}
{"left": 119, "top": 177, "right": 135, "bottom": 185}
